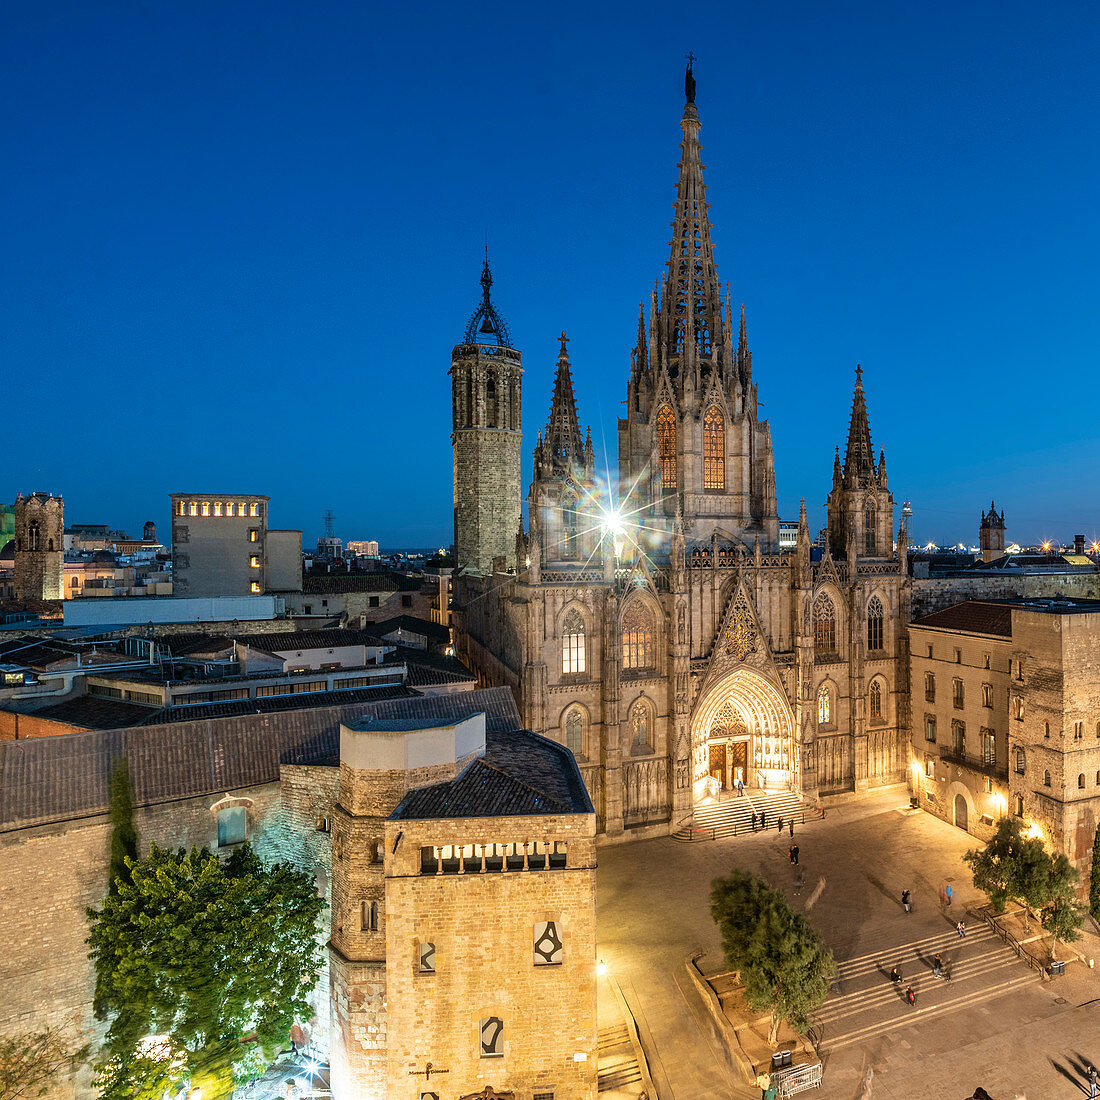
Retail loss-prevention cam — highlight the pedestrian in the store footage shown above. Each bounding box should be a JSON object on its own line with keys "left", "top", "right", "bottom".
{"left": 795, "top": 868, "right": 805, "bottom": 894}
{"left": 956, "top": 920, "right": 966, "bottom": 937}
{"left": 777, "top": 815, "right": 783, "bottom": 833}
{"left": 932, "top": 953, "right": 943, "bottom": 978}
{"left": 756, "top": 1070, "right": 770, "bottom": 1100}
{"left": 788, "top": 845, "right": 795, "bottom": 864}
{"left": 945, "top": 883, "right": 953, "bottom": 907}
{"left": 751, "top": 811, "right": 757, "bottom": 831}
{"left": 760, "top": 810, "right": 766, "bottom": 828}
{"left": 789, "top": 819, "right": 795, "bottom": 837}
{"left": 901, "top": 889, "right": 911, "bottom": 913}
{"left": 792, "top": 844, "right": 799, "bottom": 865}
{"left": 889, "top": 965, "right": 901, "bottom": 985}
{"left": 971, "top": 1089, "right": 992, "bottom": 1100}
{"left": 1088, "top": 1065, "right": 1097, "bottom": 1099}
{"left": 905, "top": 984, "right": 916, "bottom": 1006}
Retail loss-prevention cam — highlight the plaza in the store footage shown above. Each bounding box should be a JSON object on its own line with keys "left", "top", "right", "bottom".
{"left": 597, "top": 789, "right": 1100, "bottom": 1099}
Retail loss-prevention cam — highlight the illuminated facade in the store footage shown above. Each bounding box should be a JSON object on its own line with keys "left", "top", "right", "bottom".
{"left": 454, "top": 66, "right": 911, "bottom": 835}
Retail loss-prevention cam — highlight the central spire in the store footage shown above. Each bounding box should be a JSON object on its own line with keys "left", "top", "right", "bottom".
{"left": 543, "top": 332, "right": 585, "bottom": 470}
{"left": 843, "top": 365, "right": 875, "bottom": 480}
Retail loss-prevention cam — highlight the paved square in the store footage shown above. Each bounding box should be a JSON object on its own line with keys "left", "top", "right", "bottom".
{"left": 596, "top": 790, "right": 1100, "bottom": 1099}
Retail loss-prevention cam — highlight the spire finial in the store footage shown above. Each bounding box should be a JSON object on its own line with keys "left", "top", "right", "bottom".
{"left": 465, "top": 254, "right": 511, "bottom": 346}
{"left": 685, "top": 53, "right": 696, "bottom": 104}
{"left": 559, "top": 331, "right": 569, "bottom": 357}
{"left": 855, "top": 363, "right": 863, "bottom": 385}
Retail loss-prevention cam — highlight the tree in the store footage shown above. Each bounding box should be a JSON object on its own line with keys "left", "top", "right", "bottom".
{"left": 711, "top": 870, "right": 835, "bottom": 1044}
{"left": 107, "top": 758, "right": 138, "bottom": 894}
{"left": 1089, "top": 823, "right": 1100, "bottom": 923}
{"left": 1041, "top": 853, "right": 1084, "bottom": 959}
{"left": 87, "top": 843, "right": 325, "bottom": 1100}
{"left": 0, "top": 1028, "right": 88, "bottom": 1100}
{"left": 964, "top": 816, "right": 1025, "bottom": 914}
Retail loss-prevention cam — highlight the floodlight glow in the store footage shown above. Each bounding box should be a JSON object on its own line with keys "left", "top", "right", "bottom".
{"left": 596, "top": 960, "right": 608, "bottom": 976}
{"left": 601, "top": 509, "right": 625, "bottom": 539}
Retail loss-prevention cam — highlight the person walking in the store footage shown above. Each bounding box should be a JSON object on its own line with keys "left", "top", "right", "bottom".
{"left": 791, "top": 844, "right": 799, "bottom": 865}
{"left": 932, "top": 953, "right": 944, "bottom": 978}
{"left": 751, "top": 811, "right": 757, "bottom": 831}
{"left": 789, "top": 819, "right": 795, "bottom": 837}
{"left": 945, "top": 883, "right": 953, "bottom": 907}
{"left": 777, "top": 815, "right": 783, "bottom": 833}
{"left": 760, "top": 809, "right": 766, "bottom": 828}
{"left": 905, "top": 984, "right": 916, "bottom": 1006}
{"left": 1087, "top": 1064, "right": 1097, "bottom": 1098}
{"left": 901, "top": 889, "right": 911, "bottom": 913}
{"left": 956, "top": 920, "right": 967, "bottom": 937}
{"left": 788, "top": 845, "right": 795, "bottom": 864}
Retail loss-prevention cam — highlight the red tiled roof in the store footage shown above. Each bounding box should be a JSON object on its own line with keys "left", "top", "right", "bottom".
{"left": 910, "top": 601, "right": 1013, "bottom": 637}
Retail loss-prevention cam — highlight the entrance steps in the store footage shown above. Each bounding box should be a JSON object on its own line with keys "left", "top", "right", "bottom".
{"left": 671, "top": 789, "right": 816, "bottom": 841}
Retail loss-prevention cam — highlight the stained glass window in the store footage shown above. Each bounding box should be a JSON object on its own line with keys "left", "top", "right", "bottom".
{"left": 817, "top": 684, "right": 831, "bottom": 725}
{"left": 869, "top": 679, "right": 882, "bottom": 720}
{"left": 562, "top": 609, "right": 586, "bottom": 674}
{"left": 867, "top": 596, "right": 884, "bottom": 651}
{"left": 565, "top": 707, "right": 584, "bottom": 756}
{"left": 813, "top": 595, "right": 836, "bottom": 656}
{"left": 631, "top": 702, "right": 650, "bottom": 747}
{"left": 703, "top": 406, "right": 724, "bottom": 491}
{"left": 657, "top": 406, "right": 677, "bottom": 492}
{"left": 622, "top": 603, "right": 655, "bottom": 669}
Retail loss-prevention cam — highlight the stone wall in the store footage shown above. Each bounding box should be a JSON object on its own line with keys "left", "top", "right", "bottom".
{"left": 912, "top": 573, "right": 1100, "bottom": 619}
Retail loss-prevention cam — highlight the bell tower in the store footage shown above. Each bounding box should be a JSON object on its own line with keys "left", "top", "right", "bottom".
{"left": 451, "top": 257, "right": 523, "bottom": 575}
{"left": 13, "top": 492, "right": 64, "bottom": 602}
{"left": 979, "top": 501, "right": 1005, "bottom": 562}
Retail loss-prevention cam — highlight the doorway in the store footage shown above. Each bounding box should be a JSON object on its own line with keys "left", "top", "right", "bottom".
{"left": 954, "top": 793, "right": 969, "bottom": 833}
{"left": 708, "top": 743, "right": 727, "bottom": 787}
{"left": 729, "top": 740, "right": 748, "bottom": 788}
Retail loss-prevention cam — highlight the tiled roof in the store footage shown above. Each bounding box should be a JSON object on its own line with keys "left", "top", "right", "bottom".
{"left": 398, "top": 647, "right": 474, "bottom": 686}
{"left": 391, "top": 727, "right": 593, "bottom": 820}
{"left": 301, "top": 573, "right": 423, "bottom": 595}
{"left": 233, "top": 628, "right": 382, "bottom": 652}
{"left": 371, "top": 616, "right": 450, "bottom": 644}
{"left": 0, "top": 686, "right": 519, "bottom": 831}
{"left": 23, "top": 695, "right": 155, "bottom": 730}
{"left": 911, "top": 601, "right": 1014, "bottom": 637}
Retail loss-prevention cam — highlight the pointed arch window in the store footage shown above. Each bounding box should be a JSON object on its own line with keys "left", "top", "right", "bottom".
{"left": 485, "top": 371, "right": 497, "bottom": 428}
{"left": 622, "top": 603, "right": 655, "bottom": 670}
{"left": 631, "top": 701, "right": 651, "bottom": 748}
{"left": 656, "top": 406, "right": 677, "bottom": 492}
{"left": 864, "top": 504, "right": 876, "bottom": 555}
{"left": 703, "top": 406, "right": 725, "bottom": 491}
{"left": 561, "top": 609, "right": 586, "bottom": 675}
{"left": 27, "top": 521, "right": 40, "bottom": 552}
{"left": 561, "top": 494, "right": 579, "bottom": 560}
{"left": 869, "top": 679, "right": 883, "bottom": 721}
{"left": 817, "top": 684, "right": 831, "bottom": 726}
{"left": 866, "top": 596, "right": 884, "bottom": 651}
{"left": 564, "top": 707, "right": 585, "bottom": 758}
{"left": 813, "top": 595, "right": 837, "bottom": 657}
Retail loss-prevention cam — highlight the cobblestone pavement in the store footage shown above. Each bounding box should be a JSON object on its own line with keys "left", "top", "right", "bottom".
{"left": 596, "top": 789, "right": 1100, "bottom": 1100}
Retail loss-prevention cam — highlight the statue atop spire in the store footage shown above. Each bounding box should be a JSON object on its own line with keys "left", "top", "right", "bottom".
{"left": 463, "top": 252, "right": 512, "bottom": 348}
{"left": 684, "top": 53, "right": 696, "bottom": 104}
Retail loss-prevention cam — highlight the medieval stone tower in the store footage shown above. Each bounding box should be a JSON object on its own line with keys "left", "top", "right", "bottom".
{"left": 980, "top": 501, "right": 1005, "bottom": 562}
{"left": 13, "top": 492, "right": 63, "bottom": 601}
{"left": 451, "top": 259, "right": 522, "bottom": 575}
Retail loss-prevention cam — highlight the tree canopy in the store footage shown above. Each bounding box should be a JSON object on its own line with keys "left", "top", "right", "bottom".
{"left": 710, "top": 868, "right": 835, "bottom": 1044}
{"left": 87, "top": 842, "right": 325, "bottom": 1100}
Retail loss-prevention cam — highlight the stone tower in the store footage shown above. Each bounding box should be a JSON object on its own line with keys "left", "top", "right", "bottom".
{"left": 451, "top": 259, "right": 522, "bottom": 576}
{"left": 980, "top": 501, "right": 1005, "bottom": 562}
{"left": 13, "top": 492, "right": 63, "bottom": 601}
{"left": 826, "top": 367, "right": 894, "bottom": 561}
{"left": 618, "top": 60, "right": 779, "bottom": 547}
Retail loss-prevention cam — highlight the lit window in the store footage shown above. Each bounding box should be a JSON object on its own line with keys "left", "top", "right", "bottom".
{"left": 217, "top": 806, "right": 246, "bottom": 847}
{"left": 1014, "top": 697, "right": 1024, "bottom": 721}
{"left": 817, "top": 684, "right": 831, "bottom": 725}
{"left": 251, "top": 581, "right": 261, "bottom": 594}
{"left": 1013, "top": 795, "right": 1024, "bottom": 816}
{"left": 925, "top": 715, "right": 936, "bottom": 743}
{"left": 952, "top": 720, "right": 965, "bottom": 755}
{"left": 533, "top": 921, "right": 563, "bottom": 965}
{"left": 214, "top": 502, "right": 223, "bottom": 516}
{"left": 189, "top": 502, "right": 198, "bottom": 517}
{"left": 250, "top": 555, "right": 261, "bottom": 568}
{"left": 982, "top": 730, "right": 995, "bottom": 766}
{"left": 239, "top": 502, "right": 247, "bottom": 516}
{"left": 480, "top": 1016, "right": 504, "bottom": 1057}
{"left": 201, "top": 502, "right": 210, "bottom": 516}
{"left": 419, "top": 941, "right": 435, "bottom": 973}
{"left": 561, "top": 609, "right": 586, "bottom": 674}
{"left": 869, "top": 679, "right": 883, "bottom": 720}
{"left": 925, "top": 757, "right": 935, "bottom": 778}
{"left": 249, "top": 528, "right": 259, "bottom": 543}
{"left": 622, "top": 603, "right": 654, "bottom": 670}
{"left": 813, "top": 595, "right": 836, "bottom": 656}
{"left": 226, "top": 502, "right": 235, "bottom": 516}
{"left": 703, "top": 406, "right": 724, "bottom": 491}
{"left": 630, "top": 702, "right": 650, "bottom": 748}
{"left": 565, "top": 708, "right": 584, "bottom": 757}
{"left": 866, "top": 596, "right": 884, "bottom": 651}
{"left": 175, "top": 501, "right": 185, "bottom": 516}
{"left": 656, "top": 406, "right": 677, "bottom": 491}
{"left": 249, "top": 502, "right": 260, "bottom": 517}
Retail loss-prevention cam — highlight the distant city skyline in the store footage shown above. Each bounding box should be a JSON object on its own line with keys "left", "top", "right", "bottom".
{"left": 3, "top": 3, "right": 1099, "bottom": 547}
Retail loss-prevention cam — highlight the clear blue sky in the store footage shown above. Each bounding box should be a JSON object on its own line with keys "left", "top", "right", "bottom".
{"left": 3, "top": 1, "right": 1099, "bottom": 548}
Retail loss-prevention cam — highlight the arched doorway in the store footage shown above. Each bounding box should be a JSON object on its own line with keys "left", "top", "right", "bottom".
{"left": 954, "top": 794, "right": 969, "bottom": 833}
{"left": 691, "top": 668, "right": 796, "bottom": 800}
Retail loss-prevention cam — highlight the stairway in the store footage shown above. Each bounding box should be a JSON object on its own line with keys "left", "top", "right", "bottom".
{"left": 671, "top": 789, "right": 816, "bottom": 841}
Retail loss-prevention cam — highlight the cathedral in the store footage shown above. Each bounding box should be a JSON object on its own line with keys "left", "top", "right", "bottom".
{"left": 452, "top": 65, "right": 910, "bottom": 838}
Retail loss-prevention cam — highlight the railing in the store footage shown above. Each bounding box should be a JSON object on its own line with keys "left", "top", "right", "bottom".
{"left": 977, "top": 906, "right": 1052, "bottom": 975}
{"left": 773, "top": 1061, "right": 823, "bottom": 1096}
{"left": 675, "top": 808, "right": 808, "bottom": 842}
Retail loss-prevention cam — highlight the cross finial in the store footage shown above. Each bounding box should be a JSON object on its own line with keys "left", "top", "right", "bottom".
{"left": 559, "top": 331, "right": 569, "bottom": 356}
{"left": 686, "top": 51, "right": 696, "bottom": 67}
{"left": 855, "top": 363, "right": 863, "bottom": 384}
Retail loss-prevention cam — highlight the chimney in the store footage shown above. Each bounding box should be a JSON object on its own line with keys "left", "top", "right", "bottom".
{"left": 1075, "top": 534, "right": 1085, "bottom": 555}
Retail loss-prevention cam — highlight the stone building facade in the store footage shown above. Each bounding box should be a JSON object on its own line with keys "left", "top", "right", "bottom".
{"left": 453, "top": 68, "right": 911, "bottom": 835}
{"left": 908, "top": 598, "right": 1100, "bottom": 890}
{"left": 13, "top": 491, "right": 64, "bottom": 601}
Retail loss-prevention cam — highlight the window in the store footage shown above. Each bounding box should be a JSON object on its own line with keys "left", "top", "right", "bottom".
{"left": 316, "top": 815, "right": 331, "bottom": 833}
{"left": 1014, "top": 794, "right": 1024, "bottom": 816}
{"left": 925, "top": 715, "right": 937, "bottom": 743}
{"left": 1043, "top": 770, "right": 1051, "bottom": 788}
{"left": 1015, "top": 747, "right": 1025, "bottom": 774}
{"left": 225, "top": 502, "right": 235, "bottom": 516}
{"left": 217, "top": 806, "right": 246, "bottom": 847}
{"left": 1078, "top": 773, "right": 1086, "bottom": 789}
{"left": 564, "top": 707, "right": 584, "bottom": 757}
{"left": 562, "top": 609, "right": 586, "bottom": 674}
{"left": 952, "top": 678, "right": 964, "bottom": 709}
{"left": 703, "top": 406, "right": 724, "bottom": 491}
{"left": 1096, "top": 771, "right": 1100, "bottom": 786}
{"left": 562, "top": 495, "right": 579, "bottom": 559}
{"left": 869, "top": 679, "right": 883, "bottom": 721}
{"left": 656, "top": 405, "right": 677, "bottom": 491}
{"left": 1096, "top": 721, "right": 1100, "bottom": 739}
{"left": 369, "top": 596, "right": 380, "bottom": 608}
{"left": 925, "top": 757, "right": 935, "bottom": 778}
{"left": 303, "top": 605, "right": 312, "bottom": 615}
{"left": 952, "top": 720, "right": 965, "bottom": 755}
{"left": 1074, "top": 721, "right": 1084, "bottom": 740}
{"left": 251, "top": 581, "right": 262, "bottom": 594}
{"left": 360, "top": 900, "right": 379, "bottom": 932}
{"left": 813, "top": 595, "right": 836, "bottom": 656}
{"left": 401, "top": 594, "right": 412, "bottom": 608}
{"left": 927, "top": 643, "right": 934, "bottom": 658}
{"left": 175, "top": 501, "right": 185, "bottom": 516}
{"left": 982, "top": 730, "right": 995, "bottom": 766}
{"left": 982, "top": 683, "right": 993, "bottom": 708}
{"left": 1013, "top": 697, "right": 1025, "bottom": 721}
{"left": 189, "top": 502, "right": 198, "bottom": 516}
{"left": 954, "top": 648, "right": 962, "bottom": 664}
{"left": 817, "top": 684, "right": 831, "bottom": 726}
{"left": 1016, "top": 659, "right": 1024, "bottom": 681}
{"left": 866, "top": 596, "right": 884, "bottom": 651}
{"left": 1043, "top": 720, "right": 1049, "bottom": 738}
{"left": 480, "top": 1016, "right": 504, "bottom": 1057}
{"left": 419, "top": 941, "right": 436, "bottom": 973}
{"left": 622, "top": 603, "right": 654, "bottom": 669}
{"left": 925, "top": 671, "right": 935, "bottom": 702}
{"left": 864, "top": 505, "right": 876, "bottom": 556}
{"left": 533, "top": 920, "right": 563, "bottom": 965}
{"left": 250, "top": 502, "right": 260, "bottom": 517}
{"left": 201, "top": 501, "right": 210, "bottom": 516}
{"left": 26, "top": 522, "right": 39, "bottom": 551}
{"left": 249, "top": 528, "right": 259, "bottom": 542}
{"left": 214, "top": 502, "right": 223, "bottom": 516}
{"left": 630, "top": 702, "right": 650, "bottom": 748}
{"left": 250, "top": 555, "right": 261, "bottom": 568}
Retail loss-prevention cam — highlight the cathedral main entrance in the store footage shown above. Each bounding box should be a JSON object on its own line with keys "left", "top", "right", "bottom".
{"left": 691, "top": 668, "right": 797, "bottom": 800}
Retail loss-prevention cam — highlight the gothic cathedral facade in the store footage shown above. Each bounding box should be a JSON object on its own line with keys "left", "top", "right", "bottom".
{"left": 453, "top": 69, "right": 910, "bottom": 837}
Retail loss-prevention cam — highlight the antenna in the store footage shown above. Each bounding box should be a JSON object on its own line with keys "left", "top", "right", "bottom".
{"left": 323, "top": 510, "right": 335, "bottom": 539}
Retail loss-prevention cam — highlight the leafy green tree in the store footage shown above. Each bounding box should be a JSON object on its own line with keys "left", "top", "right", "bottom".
{"left": 107, "top": 758, "right": 138, "bottom": 894}
{"left": 1041, "top": 853, "right": 1084, "bottom": 959}
{"left": 1089, "top": 823, "right": 1100, "bottom": 922}
{"left": 87, "top": 843, "right": 325, "bottom": 1100}
{"left": 711, "top": 870, "right": 835, "bottom": 1044}
{"left": 964, "top": 817, "right": 1026, "bottom": 914}
{"left": 1013, "top": 835, "right": 1054, "bottom": 932}
{"left": 0, "top": 1028, "right": 88, "bottom": 1100}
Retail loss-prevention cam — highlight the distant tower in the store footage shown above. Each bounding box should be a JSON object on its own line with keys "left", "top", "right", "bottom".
{"left": 13, "top": 492, "right": 64, "bottom": 601}
{"left": 826, "top": 366, "right": 894, "bottom": 560}
{"left": 143, "top": 520, "right": 157, "bottom": 542}
{"left": 979, "top": 501, "right": 1005, "bottom": 562}
{"left": 451, "top": 257, "right": 522, "bottom": 575}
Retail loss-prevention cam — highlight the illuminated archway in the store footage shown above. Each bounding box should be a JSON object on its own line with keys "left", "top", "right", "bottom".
{"left": 691, "top": 668, "right": 797, "bottom": 797}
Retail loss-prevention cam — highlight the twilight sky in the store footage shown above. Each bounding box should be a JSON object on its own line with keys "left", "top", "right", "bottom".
{"left": 3, "top": 2, "right": 1099, "bottom": 549}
